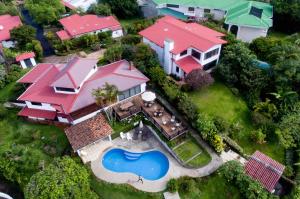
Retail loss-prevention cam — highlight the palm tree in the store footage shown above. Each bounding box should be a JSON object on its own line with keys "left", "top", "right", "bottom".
{"left": 92, "top": 83, "right": 118, "bottom": 106}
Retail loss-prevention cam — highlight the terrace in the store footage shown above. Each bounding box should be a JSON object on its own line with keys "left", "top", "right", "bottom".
{"left": 112, "top": 94, "right": 188, "bottom": 140}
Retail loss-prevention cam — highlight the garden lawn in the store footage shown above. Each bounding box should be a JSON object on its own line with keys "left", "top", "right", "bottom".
{"left": 179, "top": 173, "right": 241, "bottom": 199}
{"left": 90, "top": 177, "right": 162, "bottom": 199}
{"left": 188, "top": 82, "right": 284, "bottom": 163}
{"left": 173, "top": 139, "right": 211, "bottom": 167}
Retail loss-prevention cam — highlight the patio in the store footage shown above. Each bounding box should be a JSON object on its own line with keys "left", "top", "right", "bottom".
{"left": 112, "top": 94, "right": 188, "bottom": 140}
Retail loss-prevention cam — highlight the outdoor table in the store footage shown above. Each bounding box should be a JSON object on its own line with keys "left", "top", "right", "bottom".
{"left": 120, "top": 101, "right": 134, "bottom": 111}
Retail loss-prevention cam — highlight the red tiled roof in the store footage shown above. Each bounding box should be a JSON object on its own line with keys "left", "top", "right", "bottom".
{"left": 18, "top": 107, "right": 56, "bottom": 120}
{"left": 56, "top": 30, "right": 71, "bottom": 40}
{"left": 0, "top": 15, "right": 22, "bottom": 42}
{"left": 245, "top": 151, "right": 285, "bottom": 192}
{"left": 16, "top": 52, "right": 35, "bottom": 62}
{"left": 175, "top": 56, "right": 202, "bottom": 74}
{"left": 17, "top": 58, "right": 149, "bottom": 114}
{"left": 65, "top": 113, "right": 112, "bottom": 151}
{"left": 56, "top": 14, "right": 121, "bottom": 40}
{"left": 139, "top": 16, "right": 227, "bottom": 54}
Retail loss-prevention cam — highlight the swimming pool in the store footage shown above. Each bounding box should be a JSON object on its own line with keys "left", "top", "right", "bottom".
{"left": 102, "top": 148, "right": 169, "bottom": 180}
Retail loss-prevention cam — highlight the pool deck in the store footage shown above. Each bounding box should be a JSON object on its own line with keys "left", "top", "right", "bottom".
{"left": 90, "top": 129, "right": 225, "bottom": 192}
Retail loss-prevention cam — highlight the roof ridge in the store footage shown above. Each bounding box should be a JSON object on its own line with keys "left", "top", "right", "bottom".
{"left": 160, "top": 18, "right": 218, "bottom": 47}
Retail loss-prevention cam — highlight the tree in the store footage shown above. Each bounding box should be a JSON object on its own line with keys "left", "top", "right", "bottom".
{"left": 185, "top": 69, "right": 214, "bottom": 90}
{"left": 25, "top": 0, "right": 65, "bottom": 25}
{"left": 268, "top": 44, "right": 300, "bottom": 91}
{"left": 0, "top": 65, "right": 6, "bottom": 88}
{"left": 92, "top": 82, "right": 118, "bottom": 106}
{"left": 276, "top": 111, "right": 300, "bottom": 148}
{"left": 25, "top": 157, "right": 98, "bottom": 199}
{"left": 25, "top": 40, "right": 43, "bottom": 61}
{"left": 88, "top": 3, "right": 112, "bottom": 16}
{"left": 0, "top": 2, "right": 19, "bottom": 16}
{"left": 103, "top": 44, "right": 123, "bottom": 62}
{"left": 102, "top": 0, "right": 139, "bottom": 18}
{"left": 269, "top": 90, "right": 298, "bottom": 113}
{"left": 10, "top": 25, "right": 36, "bottom": 47}
{"left": 249, "top": 36, "right": 285, "bottom": 61}
{"left": 133, "top": 43, "right": 159, "bottom": 72}
{"left": 147, "top": 66, "right": 166, "bottom": 85}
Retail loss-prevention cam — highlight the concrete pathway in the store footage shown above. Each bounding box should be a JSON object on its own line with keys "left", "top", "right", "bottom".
{"left": 163, "top": 192, "right": 180, "bottom": 199}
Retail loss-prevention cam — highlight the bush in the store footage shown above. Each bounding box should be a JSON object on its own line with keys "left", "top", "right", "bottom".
{"left": 177, "top": 177, "right": 196, "bottom": 193}
{"left": 223, "top": 135, "right": 244, "bottom": 154}
{"left": 88, "top": 3, "right": 112, "bottom": 16}
{"left": 147, "top": 66, "right": 166, "bottom": 85}
{"left": 103, "top": 44, "right": 123, "bottom": 62}
{"left": 121, "top": 34, "right": 141, "bottom": 45}
{"left": 185, "top": 69, "right": 214, "bottom": 90}
{"left": 177, "top": 93, "right": 198, "bottom": 122}
{"left": 250, "top": 129, "right": 266, "bottom": 144}
{"left": 167, "top": 179, "right": 178, "bottom": 193}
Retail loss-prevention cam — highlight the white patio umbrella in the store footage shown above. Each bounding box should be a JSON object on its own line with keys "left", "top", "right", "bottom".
{"left": 141, "top": 91, "right": 156, "bottom": 102}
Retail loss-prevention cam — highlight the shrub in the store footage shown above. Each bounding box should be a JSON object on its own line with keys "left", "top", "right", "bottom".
{"left": 223, "top": 135, "right": 244, "bottom": 154}
{"left": 121, "top": 34, "right": 141, "bottom": 45}
{"left": 185, "top": 69, "right": 214, "bottom": 90}
{"left": 250, "top": 128, "right": 266, "bottom": 144}
{"left": 167, "top": 179, "right": 178, "bottom": 193}
{"left": 213, "top": 116, "right": 229, "bottom": 134}
{"left": 212, "top": 134, "right": 225, "bottom": 153}
{"left": 147, "top": 66, "right": 166, "bottom": 85}
{"left": 88, "top": 3, "right": 112, "bottom": 16}
{"left": 103, "top": 44, "right": 123, "bottom": 62}
{"left": 162, "top": 81, "right": 181, "bottom": 102}
{"left": 177, "top": 177, "right": 196, "bottom": 193}
{"left": 177, "top": 94, "right": 199, "bottom": 122}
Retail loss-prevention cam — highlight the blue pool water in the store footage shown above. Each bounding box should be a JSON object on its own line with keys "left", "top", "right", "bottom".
{"left": 102, "top": 148, "right": 169, "bottom": 180}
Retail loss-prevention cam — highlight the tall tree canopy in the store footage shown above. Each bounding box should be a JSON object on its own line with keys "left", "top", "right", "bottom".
{"left": 25, "top": 0, "right": 65, "bottom": 25}
{"left": 25, "top": 157, "right": 98, "bottom": 199}
{"left": 102, "top": 0, "right": 139, "bottom": 18}
{"left": 10, "top": 25, "right": 36, "bottom": 47}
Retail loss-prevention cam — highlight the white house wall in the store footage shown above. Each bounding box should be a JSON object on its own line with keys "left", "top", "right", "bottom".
{"left": 112, "top": 29, "right": 123, "bottom": 38}
{"left": 25, "top": 101, "right": 56, "bottom": 111}
{"left": 237, "top": 26, "right": 268, "bottom": 42}
{"left": 142, "top": 37, "right": 164, "bottom": 65}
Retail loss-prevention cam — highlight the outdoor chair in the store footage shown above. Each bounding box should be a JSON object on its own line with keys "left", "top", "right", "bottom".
{"left": 175, "top": 122, "right": 182, "bottom": 127}
{"left": 126, "top": 132, "right": 133, "bottom": 141}
{"left": 120, "top": 132, "right": 126, "bottom": 140}
{"left": 171, "top": 116, "right": 175, "bottom": 123}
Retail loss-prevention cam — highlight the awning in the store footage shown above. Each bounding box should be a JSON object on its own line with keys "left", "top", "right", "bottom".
{"left": 18, "top": 107, "right": 56, "bottom": 120}
{"left": 175, "top": 56, "right": 202, "bottom": 74}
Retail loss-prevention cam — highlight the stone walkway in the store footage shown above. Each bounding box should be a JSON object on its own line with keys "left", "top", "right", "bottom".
{"left": 163, "top": 192, "right": 180, "bottom": 199}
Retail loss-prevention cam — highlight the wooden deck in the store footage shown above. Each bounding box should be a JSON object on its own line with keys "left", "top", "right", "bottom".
{"left": 112, "top": 95, "right": 188, "bottom": 140}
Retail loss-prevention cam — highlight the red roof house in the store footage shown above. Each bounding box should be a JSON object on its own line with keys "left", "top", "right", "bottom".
{"left": 245, "top": 151, "right": 285, "bottom": 193}
{"left": 0, "top": 15, "right": 22, "bottom": 46}
{"left": 17, "top": 57, "right": 149, "bottom": 124}
{"left": 56, "top": 14, "right": 123, "bottom": 40}
{"left": 139, "top": 16, "right": 226, "bottom": 78}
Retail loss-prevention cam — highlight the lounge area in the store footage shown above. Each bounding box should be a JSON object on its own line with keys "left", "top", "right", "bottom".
{"left": 112, "top": 92, "right": 188, "bottom": 140}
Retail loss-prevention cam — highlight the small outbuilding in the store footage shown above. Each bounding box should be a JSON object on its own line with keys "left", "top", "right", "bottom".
{"left": 16, "top": 52, "right": 36, "bottom": 69}
{"left": 245, "top": 151, "right": 285, "bottom": 193}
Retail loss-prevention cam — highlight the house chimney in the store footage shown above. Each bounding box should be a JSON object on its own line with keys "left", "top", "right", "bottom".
{"left": 129, "top": 61, "right": 134, "bottom": 70}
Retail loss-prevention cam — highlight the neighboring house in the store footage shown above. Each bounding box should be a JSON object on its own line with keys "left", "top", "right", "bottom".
{"left": 61, "top": 0, "right": 96, "bottom": 11}
{"left": 151, "top": 0, "right": 273, "bottom": 42}
{"left": 0, "top": 15, "right": 22, "bottom": 48}
{"left": 56, "top": 14, "right": 123, "bottom": 41}
{"left": 17, "top": 57, "right": 149, "bottom": 124}
{"left": 139, "top": 16, "right": 226, "bottom": 78}
{"left": 16, "top": 52, "right": 37, "bottom": 69}
{"left": 245, "top": 151, "right": 285, "bottom": 194}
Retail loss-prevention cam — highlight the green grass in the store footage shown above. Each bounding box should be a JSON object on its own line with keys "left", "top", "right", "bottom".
{"left": 179, "top": 173, "right": 241, "bottom": 199}
{"left": 90, "top": 176, "right": 162, "bottom": 199}
{"left": 173, "top": 139, "right": 211, "bottom": 167}
{"left": 188, "top": 82, "right": 284, "bottom": 163}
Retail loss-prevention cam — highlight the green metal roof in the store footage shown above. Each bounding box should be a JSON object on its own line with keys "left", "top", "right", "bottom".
{"left": 152, "top": 0, "right": 247, "bottom": 10}
{"left": 158, "top": 8, "right": 188, "bottom": 20}
{"left": 152, "top": 0, "right": 273, "bottom": 28}
{"left": 225, "top": 1, "right": 273, "bottom": 28}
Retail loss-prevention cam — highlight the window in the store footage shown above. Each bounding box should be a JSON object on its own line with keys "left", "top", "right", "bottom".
{"left": 176, "top": 66, "right": 179, "bottom": 73}
{"left": 250, "top": 6, "right": 263, "bottom": 18}
{"left": 56, "top": 87, "right": 76, "bottom": 92}
{"left": 204, "top": 48, "right": 219, "bottom": 59}
{"left": 118, "top": 85, "right": 141, "bottom": 101}
{"left": 31, "top": 102, "right": 42, "bottom": 106}
{"left": 167, "top": 4, "right": 179, "bottom": 8}
{"left": 191, "top": 49, "right": 201, "bottom": 60}
{"left": 188, "top": 7, "right": 195, "bottom": 12}
{"left": 180, "top": 50, "right": 187, "bottom": 56}
{"left": 204, "top": 9, "right": 210, "bottom": 13}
